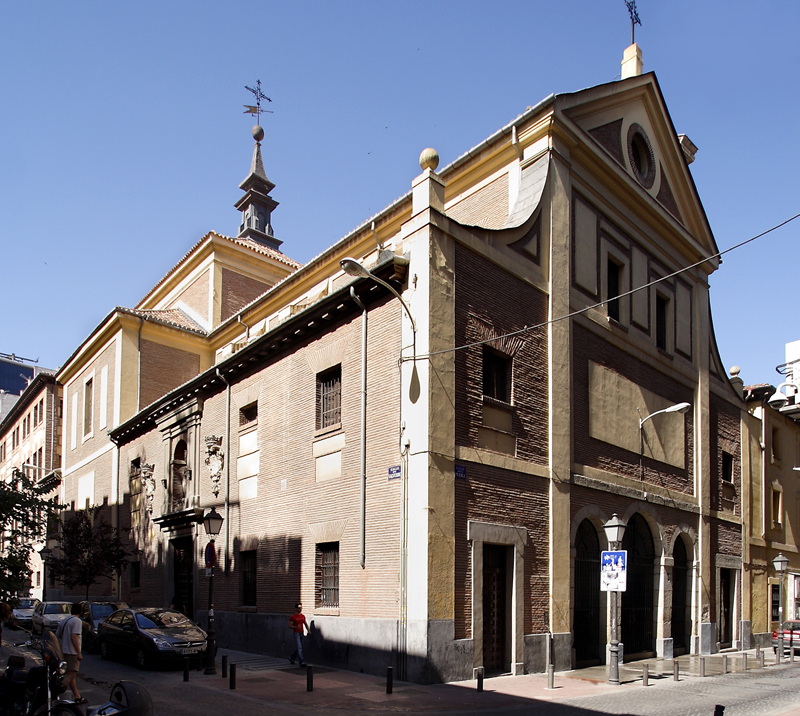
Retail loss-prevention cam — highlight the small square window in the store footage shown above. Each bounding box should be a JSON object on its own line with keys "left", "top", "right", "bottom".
{"left": 240, "top": 402, "right": 258, "bottom": 429}
{"left": 483, "top": 347, "right": 511, "bottom": 403}
{"left": 315, "top": 542, "right": 340, "bottom": 608}
{"left": 317, "top": 367, "right": 342, "bottom": 430}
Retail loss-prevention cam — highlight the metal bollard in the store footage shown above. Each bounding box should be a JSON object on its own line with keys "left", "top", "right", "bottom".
{"left": 742, "top": 653, "right": 747, "bottom": 672}
{"left": 307, "top": 664, "right": 313, "bottom": 692}
{"left": 642, "top": 664, "right": 649, "bottom": 686}
{"left": 386, "top": 666, "right": 393, "bottom": 695}
{"left": 221, "top": 655, "right": 227, "bottom": 678}
{"left": 760, "top": 650, "right": 765, "bottom": 668}
{"left": 722, "top": 655, "right": 727, "bottom": 674}
{"left": 547, "top": 664, "right": 555, "bottom": 690}
{"left": 673, "top": 661, "right": 679, "bottom": 681}
{"left": 477, "top": 667, "right": 484, "bottom": 693}
{"left": 778, "top": 637, "right": 784, "bottom": 663}
{"left": 183, "top": 657, "right": 189, "bottom": 682}
{"left": 714, "top": 705, "right": 725, "bottom": 716}
{"left": 230, "top": 663, "right": 236, "bottom": 690}
{"left": 700, "top": 657, "right": 706, "bottom": 677}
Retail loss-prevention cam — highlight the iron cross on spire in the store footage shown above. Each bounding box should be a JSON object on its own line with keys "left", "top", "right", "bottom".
{"left": 625, "top": 0, "right": 642, "bottom": 45}
{"left": 243, "top": 79, "right": 273, "bottom": 124}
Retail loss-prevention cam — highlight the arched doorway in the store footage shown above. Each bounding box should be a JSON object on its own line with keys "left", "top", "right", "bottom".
{"left": 574, "top": 520, "right": 601, "bottom": 665}
{"left": 671, "top": 536, "right": 690, "bottom": 654}
{"left": 621, "top": 513, "right": 656, "bottom": 657}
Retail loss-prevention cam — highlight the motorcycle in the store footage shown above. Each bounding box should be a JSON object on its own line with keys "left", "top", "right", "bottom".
{"left": 0, "top": 632, "right": 152, "bottom": 716}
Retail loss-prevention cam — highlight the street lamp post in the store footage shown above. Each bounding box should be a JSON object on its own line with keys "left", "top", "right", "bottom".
{"left": 604, "top": 514, "right": 627, "bottom": 685}
{"left": 39, "top": 546, "right": 52, "bottom": 602}
{"left": 773, "top": 552, "right": 789, "bottom": 657}
{"left": 202, "top": 507, "right": 224, "bottom": 675}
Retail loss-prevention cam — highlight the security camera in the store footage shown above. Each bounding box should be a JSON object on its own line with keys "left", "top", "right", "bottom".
{"left": 767, "top": 391, "right": 789, "bottom": 411}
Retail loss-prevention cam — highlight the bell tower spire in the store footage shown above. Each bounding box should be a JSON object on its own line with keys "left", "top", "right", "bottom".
{"left": 235, "top": 81, "right": 281, "bottom": 250}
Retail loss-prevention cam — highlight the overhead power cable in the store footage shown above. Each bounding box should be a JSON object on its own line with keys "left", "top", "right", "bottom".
{"left": 402, "top": 211, "right": 800, "bottom": 363}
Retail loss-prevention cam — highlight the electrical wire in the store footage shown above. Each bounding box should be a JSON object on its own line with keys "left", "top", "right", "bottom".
{"left": 401, "top": 211, "right": 800, "bottom": 363}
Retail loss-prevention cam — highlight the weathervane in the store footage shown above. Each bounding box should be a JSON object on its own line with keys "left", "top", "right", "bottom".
{"left": 625, "top": 0, "right": 642, "bottom": 45}
{"left": 243, "top": 79, "right": 273, "bottom": 124}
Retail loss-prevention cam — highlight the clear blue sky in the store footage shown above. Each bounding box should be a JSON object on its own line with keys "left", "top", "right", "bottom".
{"left": 1, "top": 1, "right": 798, "bottom": 389}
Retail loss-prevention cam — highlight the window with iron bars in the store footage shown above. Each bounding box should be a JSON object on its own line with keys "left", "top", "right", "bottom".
{"left": 316, "top": 366, "right": 342, "bottom": 430}
{"left": 315, "top": 542, "right": 339, "bottom": 608}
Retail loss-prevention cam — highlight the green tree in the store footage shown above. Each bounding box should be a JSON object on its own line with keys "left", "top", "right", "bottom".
{"left": 0, "top": 467, "right": 61, "bottom": 602}
{"left": 49, "top": 507, "right": 131, "bottom": 600}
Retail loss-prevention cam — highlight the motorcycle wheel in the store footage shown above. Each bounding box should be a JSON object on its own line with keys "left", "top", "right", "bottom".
{"left": 33, "top": 704, "right": 82, "bottom": 716}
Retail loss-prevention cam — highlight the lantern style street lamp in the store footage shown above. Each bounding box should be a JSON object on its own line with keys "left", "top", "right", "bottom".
{"left": 604, "top": 514, "right": 627, "bottom": 685}
{"left": 202, "top": 507, "right": 223, "bottom": 675}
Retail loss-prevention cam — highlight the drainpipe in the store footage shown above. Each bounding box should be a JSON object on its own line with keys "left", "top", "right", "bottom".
{"left": 351, "top": 287, "right": 367, "bottom": 569}
{"left": 216, "top": 368, "right": 231, "bottom": 572}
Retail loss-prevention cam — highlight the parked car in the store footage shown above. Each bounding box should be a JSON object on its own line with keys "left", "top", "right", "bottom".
{"left": 772, "top": 620, "right": 800, "bottom": 653}
{"left": 79, "top": 600, "right": 128, "bottom": 653}
{"left": 31, "top": 601, "right": 72, "bottom": 635}
{"left": 11, "top": 597, "right": 40, "bottom": 630}
{"left": 98, "top": 607, "right": 207, "bottom": 669}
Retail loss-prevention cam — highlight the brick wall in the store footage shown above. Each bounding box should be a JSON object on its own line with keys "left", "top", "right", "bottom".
{"left": 454, "top": 244, "right": 549, "bottom": 463}
{"left": 139, "top": 339, "right": 201, "bottom": 409}
{"left": 171, "top": 269, "right": 210, "bottom": 323}
{"left": 709, "top": 393, "right": 742, "bottom": 515}
{"left": 454, "top": 463, "right": 550, "bottom": 639}
{"left": 573, "top": 322, "right": 695, "bottom": 493}
{"left": 221, "top": 268, "right": 271, "bottom": 323}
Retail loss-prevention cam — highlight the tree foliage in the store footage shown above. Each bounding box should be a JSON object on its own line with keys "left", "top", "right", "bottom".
{"left": 49, "top": 507, "right": 131, "bottom": 600}
{"left": 0, "top": 468, "right": 61, "bottom": 602}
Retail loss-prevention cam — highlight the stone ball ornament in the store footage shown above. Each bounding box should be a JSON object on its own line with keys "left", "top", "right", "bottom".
{"left": 253, "top": 125, "right": 265, "bottom": 142}
{"left": 419, "top": 147, "right": 439, "bottom": 172}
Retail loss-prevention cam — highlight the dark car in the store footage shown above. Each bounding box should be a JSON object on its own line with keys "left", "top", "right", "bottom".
{"left": 772, "top": 620, "right": 800, "bottom": 653}
{"left": 98, "top": 607, "right": 207, "bottom": 668}
{"left": 79, "top": 601, "right": 128, "bottom": 653}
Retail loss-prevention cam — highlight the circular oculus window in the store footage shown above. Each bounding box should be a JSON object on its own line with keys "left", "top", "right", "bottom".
{"left": 626, "top": 123, "right": 656, "bottom": 189}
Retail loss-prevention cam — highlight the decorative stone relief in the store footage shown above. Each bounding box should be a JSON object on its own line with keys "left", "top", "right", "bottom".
{"left": 205, "top": 435, "right": 224, "bottom": 498}
{"left": 141, "top": 463, "right": 156, "bottom": 514}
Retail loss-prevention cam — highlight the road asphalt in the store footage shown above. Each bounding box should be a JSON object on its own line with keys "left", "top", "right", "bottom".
{"left": 3, "top": 635, "right": 800, "bottom": 716}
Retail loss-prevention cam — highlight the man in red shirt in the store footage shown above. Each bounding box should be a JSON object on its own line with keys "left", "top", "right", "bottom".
{"left": 288, "top": 602, "right": 309, "bottom": 666}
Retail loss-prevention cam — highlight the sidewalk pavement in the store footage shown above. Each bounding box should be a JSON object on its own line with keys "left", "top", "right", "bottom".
{"left": 196, "top": 646, "right": 800, "bottom": 714}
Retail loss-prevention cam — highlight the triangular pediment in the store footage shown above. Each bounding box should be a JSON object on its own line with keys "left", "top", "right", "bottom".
{"left": 557, "top": 73, "right": 717, "bottom": 259}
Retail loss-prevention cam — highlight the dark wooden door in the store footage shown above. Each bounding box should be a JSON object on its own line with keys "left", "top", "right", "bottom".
{"left": 172, "top": 537, "right": 194, "bottom": 619}
{"left": 483, "top": 544, "right": 507, "bottom": 673}
{"left": 621, "top": 514, "right": 655, "bottom": 657}
{"left": 719, "top": 568, "right": 733, "bottom": 647}
{"left": 574, "top": 520, "right": 601, "bottom": 665}
{"left": 671, "top": 537, "right": 689, "bottom": 653}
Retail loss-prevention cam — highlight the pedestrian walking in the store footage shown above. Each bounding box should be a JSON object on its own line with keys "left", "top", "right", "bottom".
{"left": 56, "top": 602, "right": 87, "bottom": 704}
{"left": 288, "top": 602, "right": 309, "bottom": 666}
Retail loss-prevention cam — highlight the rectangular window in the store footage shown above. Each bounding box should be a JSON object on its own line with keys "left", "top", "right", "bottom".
{"left": 315, "top": 542, "right": 340, "bottom": 608}
{"left": 239, "top": 402, "right": 258, "bottom": 429}
{"left": 83, "top": 378, "right": 94, "bottom": 436}
{"left": 772, "top": 583, "right": 781, "bottom": 622}
{"left": 130, "top": 561, "right": 141, "bottom": 589}
{"left": 241, "top": 550, "right": 257, "bottom": 606}
{"left": 483, "top": 347, "right": 511, "bottom": 403}
{"left": 35, "top": 571, "right": 40, "bottom": 587}
{"left": 317, "top": 367, "right": 342, "bottom": 430}
{"left": 656, "top": 294, "right": 669, "bottom": 351}
{"left": 773, "top": 489, "right": 782, "bottom": 525}
{"left": 33, "top": 404, "right": 38, "bottom": 427}
{"left": 607, "top": 258, "right": 621, "bottom": 322}
{"left": 772, "top": 426, "right": 782, "bottom": 462}
{"left": 722, "top": 452, "right": 734, "bottom": 483}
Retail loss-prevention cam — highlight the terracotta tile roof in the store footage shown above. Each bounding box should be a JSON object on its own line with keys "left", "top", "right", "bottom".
{"left": 121, "top": 307, "right": 207, "bottom": 334}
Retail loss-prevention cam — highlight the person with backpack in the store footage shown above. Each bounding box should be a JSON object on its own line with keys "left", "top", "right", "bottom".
{"left": 56, "top": 603, "right": 87, "bottom": 704}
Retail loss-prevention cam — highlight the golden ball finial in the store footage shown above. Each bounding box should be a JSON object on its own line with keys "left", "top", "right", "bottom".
{"left": 419, "top": 147, "right": 439, "bottom": 171}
